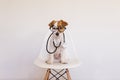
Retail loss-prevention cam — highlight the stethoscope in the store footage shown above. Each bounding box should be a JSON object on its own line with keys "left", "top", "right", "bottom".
{"left": 46, "top": 27, "right": 66, "bottom": 54}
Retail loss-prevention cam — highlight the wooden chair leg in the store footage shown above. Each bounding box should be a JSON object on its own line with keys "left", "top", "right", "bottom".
{"left": 44, "top": 69, "right": 50, "bottom": 80}
{"left": 66, "top": 69, "right": 72, "bottom": 80}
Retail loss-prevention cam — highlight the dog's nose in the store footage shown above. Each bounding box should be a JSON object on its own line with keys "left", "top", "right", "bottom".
{"left": 56, "top": 32, "right": 59, "bottom": 36}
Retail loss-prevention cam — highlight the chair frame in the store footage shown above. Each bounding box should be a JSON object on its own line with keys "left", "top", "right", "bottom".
{"left": 44, "top": 68, "right": 71, "bottom": 80}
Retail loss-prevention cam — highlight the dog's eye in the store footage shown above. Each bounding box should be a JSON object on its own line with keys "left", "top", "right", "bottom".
{"left": 52, "top": 27, "right": 56, "bottom": 29}
{"left": 52, "top": 27, "right": 58, "bottom": 30}
{"left": 59, "top": 27, "right": 63, "bottom": 29}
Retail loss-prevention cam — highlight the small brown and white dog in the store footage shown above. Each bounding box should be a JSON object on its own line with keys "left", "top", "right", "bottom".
{"left": 46, "top": 20, "right": 68, "bottom": 64}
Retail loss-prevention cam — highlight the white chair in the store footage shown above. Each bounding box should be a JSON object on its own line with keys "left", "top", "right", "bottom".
{"left": 34, "top": 58, "right": 80, "bottom": 80}
{"left": 34, "top": 29, "right": 80, "bottom": 80}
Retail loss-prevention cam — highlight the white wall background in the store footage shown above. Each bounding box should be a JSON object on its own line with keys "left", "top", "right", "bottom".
{"left": 0, "top": 0, "right": 120, "bottom": 80}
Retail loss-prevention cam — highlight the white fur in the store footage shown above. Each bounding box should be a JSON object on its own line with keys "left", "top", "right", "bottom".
{"left": 46, "top": 22, "right": 68, "bottom": 64}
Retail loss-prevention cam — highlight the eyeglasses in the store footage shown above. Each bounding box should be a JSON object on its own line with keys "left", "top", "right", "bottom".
{"left": 52, "top": 26, "right": 66, "bottom": 30}
{"left": 52, "top": 27, "right": 59, "bottom": 30}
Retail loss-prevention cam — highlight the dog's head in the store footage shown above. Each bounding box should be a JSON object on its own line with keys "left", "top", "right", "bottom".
{"left": 48, "top": 20, "right": 68, "bottom": 36}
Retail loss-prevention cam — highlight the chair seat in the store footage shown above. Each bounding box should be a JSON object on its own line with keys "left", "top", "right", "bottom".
{"left": 34, "top": 58, "right": 80, "bottom": 69}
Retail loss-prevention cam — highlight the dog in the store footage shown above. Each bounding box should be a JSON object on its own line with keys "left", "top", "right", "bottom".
{"left": 46, "top": 20, "right": 68, "bottom": 64}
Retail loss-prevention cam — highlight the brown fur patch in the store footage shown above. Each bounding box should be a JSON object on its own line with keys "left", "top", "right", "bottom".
{"left": 48, "top": 20, "right": 68, "bottom": 32}
{"left": 48, "top": 20, "right": 56, "bottom": 29}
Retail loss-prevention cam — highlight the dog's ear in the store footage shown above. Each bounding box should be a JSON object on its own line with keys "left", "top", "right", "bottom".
{"left": 48, "top": 20, "right": 56, "bottom": 29}
{"left": 60, "top": 20, "right": 68, "bottom": 27}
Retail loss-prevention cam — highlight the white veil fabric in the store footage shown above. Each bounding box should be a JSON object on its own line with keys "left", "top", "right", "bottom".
{"left": 34, "top": 28, "right": 80, "bottom": 69}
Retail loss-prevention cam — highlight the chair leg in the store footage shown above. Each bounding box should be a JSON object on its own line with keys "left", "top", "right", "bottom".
{"left": 44, "top": 69, "right": 72, "bottom": 80}
{"left": 66, "top": 69, "right": 72, "bottom": 80}
{"left": 44, "top": 69, "right": 50, "bottom": 80}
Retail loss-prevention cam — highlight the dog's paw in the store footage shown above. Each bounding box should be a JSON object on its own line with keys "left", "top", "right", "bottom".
{"left": 46, "top": 60, "right": 53, "bottom": 64}
{"left": 60, "top": 61, "right": 68, "bottom": 64}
